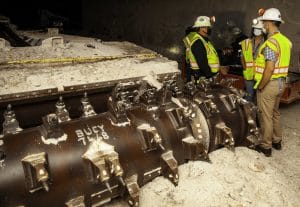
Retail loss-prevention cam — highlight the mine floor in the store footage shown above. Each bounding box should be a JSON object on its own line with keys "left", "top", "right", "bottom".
{"left": 107, "top": 101, "right": 300, "bottom": 207}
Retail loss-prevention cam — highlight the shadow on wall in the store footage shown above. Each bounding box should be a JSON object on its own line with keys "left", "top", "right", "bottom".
{"left": 81, "top": 0, "right": 299, "bottom": 69}
{"left": 155, "top": 11, "right": 248, "bottom": 64}
{"left": 212, "top": 12, "right": 247, "bottom": 49}
{"left": 81, "top": 1, "right": 248, "bottom": 62}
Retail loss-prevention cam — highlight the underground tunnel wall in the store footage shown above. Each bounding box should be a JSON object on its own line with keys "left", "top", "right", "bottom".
{"left": 82, "top": 0, "right": 300, "bottom": 71}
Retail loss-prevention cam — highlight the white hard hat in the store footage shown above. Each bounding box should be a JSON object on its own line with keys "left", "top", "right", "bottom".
{"left": 252, "top": 17, "right": 263, "bottom": 29}
{"left": 261, "top": 8, "right": 284, "bottom": 23}
{"left": 193, "top": 16, "right": 211, "bottom": 28}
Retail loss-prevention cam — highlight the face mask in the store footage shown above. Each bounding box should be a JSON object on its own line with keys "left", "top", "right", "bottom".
{"left": 253, "top": 28, "right": 262, "bottom": 36}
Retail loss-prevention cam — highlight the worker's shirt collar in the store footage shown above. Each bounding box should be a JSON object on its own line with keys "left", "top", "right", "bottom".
{"left": 199, "top": 34, "right": 209, "bottom": 42}
{"left": 268, "top": 30, "right": 280, "bottom": 38}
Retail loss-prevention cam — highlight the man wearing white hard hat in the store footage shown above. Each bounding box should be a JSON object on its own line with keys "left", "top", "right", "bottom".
{"left": 239, "top": 17, "right": 265, "bottom": 102}
{"left": 253, "top": 8, "right": 292, "bottom": 157}
{"left": 183, "top": 16, "right": 220, "bottom": 83}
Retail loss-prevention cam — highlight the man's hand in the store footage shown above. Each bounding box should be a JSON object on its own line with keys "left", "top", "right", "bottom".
{"left": 258, "top": 60, "right": 275, "bottom": 90}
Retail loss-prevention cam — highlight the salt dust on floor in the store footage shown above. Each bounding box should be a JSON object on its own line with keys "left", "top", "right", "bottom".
{"left": 106, "top": 102, "right": 300, "bottom": 207}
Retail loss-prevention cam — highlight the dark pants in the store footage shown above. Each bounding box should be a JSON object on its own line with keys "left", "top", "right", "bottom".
{"left": 186, "top": 66, "right": 202, "bottom": 83}
{"left": 244, "top": 80, "right": 256, "bottom": 102}
{"left": 186, "top": 65, "right": 192, "bottom": 82}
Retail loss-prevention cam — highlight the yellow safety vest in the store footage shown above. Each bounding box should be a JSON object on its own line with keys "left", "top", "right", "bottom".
{"left": 183, "top": 32, "right": 220, "bottom": 73}
{"left": 254, "top": 32, "right": 292, "bottom": 89}
{"left": 240, "top": 38, "right": 255, "bottom": 80}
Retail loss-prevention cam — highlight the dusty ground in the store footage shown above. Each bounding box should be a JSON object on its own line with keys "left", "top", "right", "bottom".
{"left": 106, "top": 101, "right": 300, "bottom": 207}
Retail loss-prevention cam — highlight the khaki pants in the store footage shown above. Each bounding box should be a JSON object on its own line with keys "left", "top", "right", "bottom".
{"left": 257, "top": 79, "right": 286, "bottom": 149}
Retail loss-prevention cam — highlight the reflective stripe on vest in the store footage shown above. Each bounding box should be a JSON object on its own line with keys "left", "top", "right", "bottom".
{"left": 240, "top": 39, "right": 255, "bottom": 80}
{"left": 183, "top": 32, "right": 220, "bottom": 73}
{"left": 246, "top": 62, "right": 254, "bottom": 67}
{"left": 253, "top": 33, "right": 292, "bottom": 89}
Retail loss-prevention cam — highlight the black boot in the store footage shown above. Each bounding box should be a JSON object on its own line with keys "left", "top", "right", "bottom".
{"left": 254, "top": 145, "right": 272, "bottom": 157}
{"left": 272, "top": 141, "right": 282, "bottom": 150}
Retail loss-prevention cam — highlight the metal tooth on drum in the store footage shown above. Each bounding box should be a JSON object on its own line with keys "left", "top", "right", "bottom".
{"left": 0, "top": 75, "right": 259, "bottom": 207}
{"left": 2, "top": 104, "right": 22, "bottom": 136}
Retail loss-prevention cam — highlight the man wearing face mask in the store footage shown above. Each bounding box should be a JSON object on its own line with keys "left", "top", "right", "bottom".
{"left": 183, "top": 16, "right": 220, "bottom": 83}
{"left": 253, "top": 8, "right": 292, "bottom": 157}
{"left": 239, "top": 17, "right": 265, "bottom": 102}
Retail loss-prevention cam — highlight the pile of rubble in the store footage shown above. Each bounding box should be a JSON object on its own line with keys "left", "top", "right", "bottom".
{"left": 107, "top": 103, "right": 300, "bottom": 207}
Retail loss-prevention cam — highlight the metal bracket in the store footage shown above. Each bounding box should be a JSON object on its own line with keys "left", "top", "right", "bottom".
{"left": 184, "top": 82, "right": 198, "bottom": 98}
{"left": 41, "top": 113, "right": 64, "bottom": 139}
{"left": 198, "top": 99, "right": 219, "bottom": 118}
{"left": 105, "top": 151, "right": 125, "bottom": 186}
{"left": 140, "top": 87, "right": 157, "bottom": 106}
{"left": 108, "top": 82, "right": 137, "bottom": 123}
{"left": 165, "top": 107, "right": 185, "bottom": 129}
{"left": 137, "top": 123, "right": 164, "bottom": 152}
{"left": 219, "top": 94, "right": 237, "bottom": 112}
{"left": 160, "top": 75, "right": 183, "bottom": 104}
{"left": 160, "top": 151, "right": 179, "bottom": 186}
{"left": 182, "top": 136, "right": 209, "bottom": 161}
{"left": 197, "top": 78, "right": 211, "bottom": 91}
{"left": 125, "top": 174, "right": 140, "bottom": 207}
{"left": 233, "top": 97, "right": 261, "bottom": 145}
{"left": 107, "top": 98, "right": 129, "bottom": 124}
{"left": 215, "top": 122, "right": 235, "bottom": 150}
{"left": 22, "top": 152, "right": 50, "bottom": 193}
{"left": 82, "top": 140, "right": 124, "bottom": 192}
{"left": 160, "top": 89, "right": 173, "bottom": 105}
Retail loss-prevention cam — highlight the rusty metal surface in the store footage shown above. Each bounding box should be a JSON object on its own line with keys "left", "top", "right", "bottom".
{"left": 280, "top": 81, "right": 300, "bottom": 104}
{"left": 0, "top": 73, "right": 178, "bottom": 133}
{"left": 219, "top": 72, "right": 300, "bottom": 104}
{"left": 219, "top": 73, "right": 245, "bottom": 91}
{"left": 0, "top": 88, "right": 112, "bottom": 133}
{"left": 0, "top": 76, "right": 259, "bottom": 207}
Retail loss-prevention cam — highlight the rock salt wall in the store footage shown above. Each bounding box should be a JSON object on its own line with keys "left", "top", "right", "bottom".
{"left": 81, "top": 0, "right": 300, "bottom": 71}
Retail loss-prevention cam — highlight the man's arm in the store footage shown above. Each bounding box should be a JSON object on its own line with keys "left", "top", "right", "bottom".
{"left": 258, "top": 46, "right": 277, "bottom": 90}
{"left": 258, "top": 61, "right": 275, "bottom": 90}
{"left": 191, "top": 39, "right": 213, "bottom": 78}
{"left": 240, "top": 56, "right": 246, "bottom": 70}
